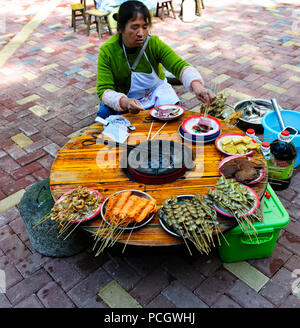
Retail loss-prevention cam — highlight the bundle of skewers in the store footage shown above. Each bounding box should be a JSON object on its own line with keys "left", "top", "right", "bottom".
{"left": 199, "top": 92, "right": 227, "bottom": 118}
{"left": 33, "top": 186, "right": 102, "bottom": 239}
{"left": 199, "top": 92, "right": 242, "bottom": 125}
{"left": 207, "top": 176, "right": 263, "bottom": 240}
{"left": 159, "top": 193, "right": 224, "bottom": 255}
{"left": 93, "top": 191, "right": 156, "bottom": 255}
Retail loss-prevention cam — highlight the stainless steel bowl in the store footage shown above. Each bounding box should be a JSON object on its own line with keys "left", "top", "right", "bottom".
{"left": 234, "top": 99, "right": 275, "bottom": 133}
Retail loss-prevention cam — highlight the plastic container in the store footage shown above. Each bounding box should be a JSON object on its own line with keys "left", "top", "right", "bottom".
{"left": 262, "top": 110, "right": 300, "bottom": 168}
{"left": 182, "top": 0, "right": 196, "bottom": 22}
{"left": 218, "top": 184, "right": 289, "bottom": 262}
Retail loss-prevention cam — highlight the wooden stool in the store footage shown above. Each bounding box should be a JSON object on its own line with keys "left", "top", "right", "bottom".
{"left": 71, "top": 3, "right": 86, "bottom": 32}
{"left": 195, "top": 0, "right": 205, "bottom": 15}
{"left": 85, "top": 9, "right": 112, "bottom": 38}
{"left": 156, "top": 1, "right": 176, "bottom": 21}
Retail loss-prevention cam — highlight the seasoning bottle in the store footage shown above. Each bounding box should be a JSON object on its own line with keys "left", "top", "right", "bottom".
{"left": 246, "top": 128, "right": 261, "bottom": 144}
{"left": 268, "top": 130, "right": 297, "bottom": 190}
{"left": 246, "top": 128, "right": 255, "bottom": 139}
{"left": 261, "top": 141, "right": 271, "bottom": 160}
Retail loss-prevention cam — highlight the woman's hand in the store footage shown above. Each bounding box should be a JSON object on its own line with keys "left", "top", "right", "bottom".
{"left": 120, "top": 97, "right": 143, "bottom": 114}
{"left": 191, "top": 81, "right": 216, "bottom": 106}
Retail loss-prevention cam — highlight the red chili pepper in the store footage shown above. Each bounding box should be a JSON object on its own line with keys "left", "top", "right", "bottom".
{"left": 265, "top": 191, "right": 271, "bottom": 199}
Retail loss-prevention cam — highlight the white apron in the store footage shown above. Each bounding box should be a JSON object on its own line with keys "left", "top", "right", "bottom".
{"left": 122, "top": 36, "right": 179, "bottom": 109}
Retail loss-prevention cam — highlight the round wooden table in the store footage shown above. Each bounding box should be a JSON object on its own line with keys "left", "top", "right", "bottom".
{"left": 49, "top": 111, "right": 267, "bottom": 247}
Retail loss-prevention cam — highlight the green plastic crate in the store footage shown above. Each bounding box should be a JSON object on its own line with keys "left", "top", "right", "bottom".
{"left": 217, "top": 184, "right": 289, "bottom": 263}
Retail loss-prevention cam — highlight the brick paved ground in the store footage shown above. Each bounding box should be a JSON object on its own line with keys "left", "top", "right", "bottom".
{"left": 0, "top": 0, "right": 299, "bottom": 308}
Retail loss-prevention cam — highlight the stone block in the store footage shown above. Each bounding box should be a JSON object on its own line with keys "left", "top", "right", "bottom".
{"left": 19, "top": 178, "right": 91, "bottom": 257}
{"left": 98, "top": 280, "right": 142, "bottom": 308}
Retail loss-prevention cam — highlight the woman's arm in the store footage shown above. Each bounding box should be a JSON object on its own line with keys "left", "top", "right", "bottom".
{"left": 97, "top": 47, "right": 142, "bottom": 113}
{"left": 97, "top": 45, "right": 129, "bottom": 112}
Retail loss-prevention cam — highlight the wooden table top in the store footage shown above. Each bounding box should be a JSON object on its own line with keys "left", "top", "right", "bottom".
{"left": 49, "top": 110, "right": 267, "bottom": 247}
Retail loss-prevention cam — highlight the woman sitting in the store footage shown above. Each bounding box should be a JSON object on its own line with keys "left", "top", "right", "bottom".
{"left": 96, "top": 0, "right": 216, "bottom": 119}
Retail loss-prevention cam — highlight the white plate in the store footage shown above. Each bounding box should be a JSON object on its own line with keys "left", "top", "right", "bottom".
{"left": 101, "top": 189, "right": 156, "bottom": 230}
{"left": 149, "top": 104, "right": 185, "bottom": 121}
{"left": 181, "top": 115, "right": 221, "bottom": 136}
{"left": 178, "top": 126, "right": 220, "bottom": 144}
{"left": 215, "top": 133, "right": 257, "bottom": 156}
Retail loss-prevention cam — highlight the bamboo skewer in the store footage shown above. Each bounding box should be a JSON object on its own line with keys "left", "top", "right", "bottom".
{"left": 151, "top": 122, "right": 168, "bottom": 140}
{"left": 147, "top": 121, "right": 154, "bottom": 141}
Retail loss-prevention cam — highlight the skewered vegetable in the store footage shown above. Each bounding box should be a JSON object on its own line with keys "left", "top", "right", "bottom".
{"left": 159, "top": 194, "right": 221, "bottom": 255}
{"left": 207, "top": 176, "right": 262, "bottom": 237}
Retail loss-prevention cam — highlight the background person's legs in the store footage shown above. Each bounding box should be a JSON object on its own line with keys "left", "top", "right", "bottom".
{"left": 96, "top": 102, "right": 128, "bottom": 119}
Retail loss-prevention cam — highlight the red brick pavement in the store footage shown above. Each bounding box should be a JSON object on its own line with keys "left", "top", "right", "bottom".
{"left": 0, "top": 0, "right": 299, "bottom": 309}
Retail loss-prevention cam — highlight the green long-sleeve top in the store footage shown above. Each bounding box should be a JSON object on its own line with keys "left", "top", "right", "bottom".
{"left": 96, "top": 33, "right": 190, "bottom": 101}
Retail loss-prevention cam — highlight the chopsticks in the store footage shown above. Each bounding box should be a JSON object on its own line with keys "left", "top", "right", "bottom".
{"left": 147, "top": 122, "right": 154, "bottom": 141}
{"left": 150, "top": 122, "right": 168, "bottom": 140}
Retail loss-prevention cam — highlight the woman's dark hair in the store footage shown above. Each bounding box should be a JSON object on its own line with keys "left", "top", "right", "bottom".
{"left": 113, "top": 1, "right": 152, "bottom": 32}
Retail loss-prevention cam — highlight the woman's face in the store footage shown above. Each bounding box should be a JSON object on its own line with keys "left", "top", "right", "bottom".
{"left": 121, "top": 13, "right": 149, "bottom": 48}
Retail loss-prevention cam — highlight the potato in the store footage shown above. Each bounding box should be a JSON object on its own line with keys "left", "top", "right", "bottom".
{"left": 220, "top": 134, "right": 259, "bottom": 154}
{"left": 237, "top": 144, "right": 247, "bottom": 154}
{"left": 247, "top": 142, "right": 258, "bottom": 149}
{"left": 221, "top": 137, "right": 232, "bottom": 145}
{"left": 242, "top": 136, "right": 252, "bottom": 144}
{"left": 233, "top": 137, "right": 244, "bottom": 145}
{"left": 223, "top": 144, "right": 237, "bottom": 154}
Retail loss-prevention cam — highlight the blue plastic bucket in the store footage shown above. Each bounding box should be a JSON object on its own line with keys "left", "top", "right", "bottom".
{"left": 262, "top": 110, "right": 300, "bottom": 168}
